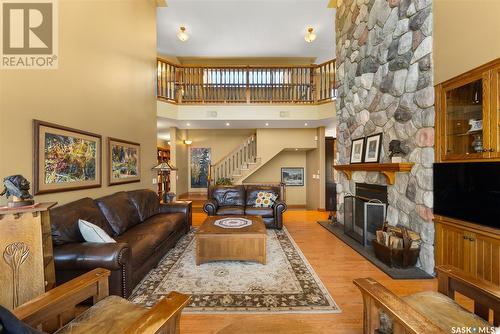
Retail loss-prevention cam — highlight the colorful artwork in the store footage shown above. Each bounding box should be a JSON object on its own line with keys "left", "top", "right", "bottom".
{"left": 108, "top": 138, "right": 140, "bottom": 185}
{"left": 44, "top": 133, "right": 97, "bottom": 184}
{"left": 190, "top": 148, "right": 211, "bottom": 188}
{"left": 34, "top": 120, "right": 101, "bottom": 194}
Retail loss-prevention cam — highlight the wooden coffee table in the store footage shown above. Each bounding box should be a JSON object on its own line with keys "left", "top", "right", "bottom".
{"left": 196, "top": 215, "right": 267, "bottom": 265}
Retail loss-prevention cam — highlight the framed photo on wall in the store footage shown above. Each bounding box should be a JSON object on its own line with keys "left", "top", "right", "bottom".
{"left": 33, "top": 120, "right": 102, "bottom": 194}
{"left": 108, "top": 137, "right": 141, "bottom": 185}
{"left": 281, "top": 167, "right": 304, "bottom": 186}
{"left": 190, "top": 147, "right": 211, "bottom": 188}
{"left": 350, "top": 137, "right": 365, "bottom": 164}
{"left": 364, "top": 133, "right": 383, "bottom": 163}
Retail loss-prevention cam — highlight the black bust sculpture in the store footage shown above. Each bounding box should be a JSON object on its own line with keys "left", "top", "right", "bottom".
{"left": 0, "top": 175, "right": 35, "bottom": 208}
{"left": 388, "top": 140, "right": 409, "bottom": 159}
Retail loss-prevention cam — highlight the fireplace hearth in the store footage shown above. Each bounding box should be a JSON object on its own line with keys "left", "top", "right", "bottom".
{"left": 344, "top": 183, "right": 387, "bottom": 246}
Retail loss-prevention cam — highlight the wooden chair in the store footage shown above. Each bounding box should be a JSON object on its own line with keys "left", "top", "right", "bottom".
{"left": 12, "top": 268, "right": 190, "bottom": 334}
{"left": 354, "top": 265, "right": 500, "bottom": 334}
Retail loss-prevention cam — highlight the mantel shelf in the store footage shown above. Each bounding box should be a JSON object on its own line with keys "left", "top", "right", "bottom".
{"left": 334, "top": 163, "right": 414, "bottom": 185}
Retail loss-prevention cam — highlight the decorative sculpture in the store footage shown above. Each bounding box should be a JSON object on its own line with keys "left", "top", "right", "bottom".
{"left": 388, "top": 140, "right": 409, "bottom": 159}
{"left": 0, "top": 175, "right": 34, "bottom": 208}
{"left": 3, "top": 242, "right": 30, "bottom": 308}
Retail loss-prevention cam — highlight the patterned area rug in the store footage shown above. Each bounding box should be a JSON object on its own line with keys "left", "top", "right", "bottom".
{"left": 130, "top": 227, "right": 341, "bottom": 313}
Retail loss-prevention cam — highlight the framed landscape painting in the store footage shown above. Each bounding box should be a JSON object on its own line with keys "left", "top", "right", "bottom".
{"left": 281, "top": 167, "right": 304, "bottom": 186}
{"left": 108, "top": 137, "right": 141, "bottom": 185}
{"left": 190, "top": 147, "right": 211, "bottom": 188}
{"left": 33, "top": 120, "right": 102, "bottom": 194}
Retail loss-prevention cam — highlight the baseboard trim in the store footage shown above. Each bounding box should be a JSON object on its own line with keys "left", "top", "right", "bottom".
{"left": 287, "top": 205, "right": 307, "bottom": 210}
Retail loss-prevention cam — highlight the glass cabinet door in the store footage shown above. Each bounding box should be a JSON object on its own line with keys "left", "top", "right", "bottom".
{"left": 443, "top": 74, "right": 490, "bottom": 159}
{"left": 490, "top": 66, "right": 500, "bottom": 158}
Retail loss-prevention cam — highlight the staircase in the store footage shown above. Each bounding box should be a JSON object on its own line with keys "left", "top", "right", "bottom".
{"left": 209, "top": 134, "right": 261, "bottom": 185}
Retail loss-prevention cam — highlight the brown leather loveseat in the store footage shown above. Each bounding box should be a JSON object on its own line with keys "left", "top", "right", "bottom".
{"left": 50, "top": 189, "right": 191, "bottom": 298}
{"left": 203, "top": 184, "right": 287, "bottom": 229}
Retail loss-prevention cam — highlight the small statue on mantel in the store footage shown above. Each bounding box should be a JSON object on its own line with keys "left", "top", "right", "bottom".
{"left": 0, "top": 175, "right": 35, "bottom": 208}
{"left": 388, "top": 140, "right": 410, "bottom": 159}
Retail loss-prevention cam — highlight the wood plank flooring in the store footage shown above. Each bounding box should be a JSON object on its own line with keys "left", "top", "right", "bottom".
{"left": 179, "top": 210, "right": 438, "bottom": 333}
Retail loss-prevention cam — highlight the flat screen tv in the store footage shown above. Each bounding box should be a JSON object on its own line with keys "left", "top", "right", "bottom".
{"left": 433, "top": 162, "right": 500, "bottom": 229}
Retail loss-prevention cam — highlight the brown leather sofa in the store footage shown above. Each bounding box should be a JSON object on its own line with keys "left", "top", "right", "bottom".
{"left": 50, "top": 189, "right": 191, "bottom": 298}
{"left": 203, "top": 184, "right": 286, "bottom": 229}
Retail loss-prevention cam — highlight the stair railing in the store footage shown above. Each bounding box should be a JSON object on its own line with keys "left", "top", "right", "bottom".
{"left": 209, "top": 134, "right": 256, "bottom": 185}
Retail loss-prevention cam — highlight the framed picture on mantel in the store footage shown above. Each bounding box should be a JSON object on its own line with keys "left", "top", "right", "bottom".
{"left": 350, "top": 138, "right": 365, "bottom": 164}
{"left": 364, "top": 133, "right": 383, "bottom": 163}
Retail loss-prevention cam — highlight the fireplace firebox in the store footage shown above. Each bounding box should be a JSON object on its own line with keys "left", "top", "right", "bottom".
{"left": 344, "top": 183, "right": 387, "bottom": 246}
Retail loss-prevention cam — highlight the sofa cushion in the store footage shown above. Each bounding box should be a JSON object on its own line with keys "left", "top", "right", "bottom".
{"left": 115, "top": 213, "right": 184, "bottom": 267}
{"left": 50, "top": 198, "right": 113, "bottom": 246}
{"left": 254, "top": 191, "right": 278, "bottom": 208}
{"left": 96, "top": 192, "right": 141, "bottom": 236}
{"left": 127, "top": 189, "right": 160, "bottom": 221}
{"left": 245, "top": 207, "right": 274, "bottom": 217}
{"left": 216, "top": 206, "right": 245, "bottom": 215}
{"left": 212, "top": 185, "right": 245, "bottom": 207}
{"left": 245, "top": 186, "right": 280, "bottom": 206}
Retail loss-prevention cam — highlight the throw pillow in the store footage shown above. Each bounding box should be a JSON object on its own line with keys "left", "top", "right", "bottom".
{"left": 78, "top": 219, "right": 116, "bottom": 243}
{"left": 254, "top": 191, "right": 278, "bottom": 208}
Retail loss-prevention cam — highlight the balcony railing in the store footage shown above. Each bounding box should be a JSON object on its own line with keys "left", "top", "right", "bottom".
{"left": 157, "top": 59, "right": 336, "bottom": 104}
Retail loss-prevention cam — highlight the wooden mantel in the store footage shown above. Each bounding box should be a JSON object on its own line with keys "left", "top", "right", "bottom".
{"left": 334, "top": 163, "right": 414, "bottom": 185}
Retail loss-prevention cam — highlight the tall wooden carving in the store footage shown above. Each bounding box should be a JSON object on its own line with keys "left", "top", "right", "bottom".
{"left": 0, "top": 202, "right": 56, "bottom": 310}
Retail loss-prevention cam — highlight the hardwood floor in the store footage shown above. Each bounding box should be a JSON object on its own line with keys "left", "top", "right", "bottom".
{"left": 180, "top": 210, "right": 438, "bottom": 333}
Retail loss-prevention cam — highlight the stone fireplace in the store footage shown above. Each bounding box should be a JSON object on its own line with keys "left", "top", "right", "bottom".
{"left": 335, "top": 0, "right": 435, "bottom": 274}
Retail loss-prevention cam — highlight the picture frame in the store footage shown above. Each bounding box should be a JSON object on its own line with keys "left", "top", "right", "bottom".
{"left": 190, "top": 147, "right": 211, "bottom": 188}
{"left": 281, "top": 167, "right": 304, "bottom": 186}
{"left": 350, "top": 137, "right": 365, "bottom": 164}
{"left": 108, "top": 137, "right": 141, "bottom": 186}
{"left": 364, "top": 133, "right": 383, "bottom": 163}
{"left": 33, "top": 120, "right": 102, "bottom": 194}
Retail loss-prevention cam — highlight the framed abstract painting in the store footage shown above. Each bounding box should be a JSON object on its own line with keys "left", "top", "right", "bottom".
{"left": 108, "top": 137, "right": 141, "bottom": 185}
{"left": 33, "top": 120, "right": 102, "bottom": 194}
{"left": 190, "top": 147, "right": 211, "bottom": 188}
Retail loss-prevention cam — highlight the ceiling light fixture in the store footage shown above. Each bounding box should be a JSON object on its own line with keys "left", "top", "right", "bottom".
{"left": 225, "top": 122, "right": 230, "bottom": 126}
{"left": 304, "top": 27, "right": 317, "bottom": 43}
{"left": 186, "top": 123, "right": 191, "bottom": 127}
{"left": 265, "top": 122, "right": 269, "bottom": 126}
{"left": 177, "top": 26, "right": 189, "bottom": 42}
{"left": 183, "top": 139, "right": 193, "bottom": 145}
{"left": 304, "top": 122, "right": 308, "bottom": 126}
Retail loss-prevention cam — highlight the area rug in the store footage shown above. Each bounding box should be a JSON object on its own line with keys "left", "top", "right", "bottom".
{"left": 129, "top": 227, "right": 341, "bottom": 314}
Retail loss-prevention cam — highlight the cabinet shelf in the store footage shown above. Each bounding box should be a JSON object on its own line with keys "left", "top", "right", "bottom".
{"left": 334, "top": 163, "right": 414, "bottom": 185}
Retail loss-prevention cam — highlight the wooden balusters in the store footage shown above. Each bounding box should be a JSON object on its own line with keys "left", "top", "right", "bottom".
{"left": 157, "top": 59, "right": 335, "bottom": 104}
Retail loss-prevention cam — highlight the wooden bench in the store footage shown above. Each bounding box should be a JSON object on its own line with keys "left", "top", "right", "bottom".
{"left": 13, "top": 268, "right": 190, "bottom": 334}
{"left": 354, "top": 265, "right": 500, "bottom": 334}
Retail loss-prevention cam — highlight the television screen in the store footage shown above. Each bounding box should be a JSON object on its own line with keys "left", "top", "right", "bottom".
{"left": 433, "top": 162, "right": 500, "bottom": 229}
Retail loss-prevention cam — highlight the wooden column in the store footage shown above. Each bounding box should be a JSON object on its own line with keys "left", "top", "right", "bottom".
{"left": 0, "top": 202, "right": 56, "bottom": 310}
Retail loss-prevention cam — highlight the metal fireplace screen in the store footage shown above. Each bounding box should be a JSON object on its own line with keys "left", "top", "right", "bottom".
{"left": 344, "top": 195, "right": 386, "bottom": 246}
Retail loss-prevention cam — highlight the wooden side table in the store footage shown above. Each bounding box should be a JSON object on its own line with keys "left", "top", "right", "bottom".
{"left": 0, "top": 202, "right": 57, "bottom": 310}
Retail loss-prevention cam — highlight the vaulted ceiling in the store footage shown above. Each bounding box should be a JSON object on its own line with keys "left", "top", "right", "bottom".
{"left": 157, "top": 0, "right": 335, "bottom": 63}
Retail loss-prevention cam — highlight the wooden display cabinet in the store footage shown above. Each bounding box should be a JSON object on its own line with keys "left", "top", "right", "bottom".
{"left": 436, "top": 58, "right": 500, "bottom": 161}
{"left": 435, "top": 215, "right": 500, "bottom": 287}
